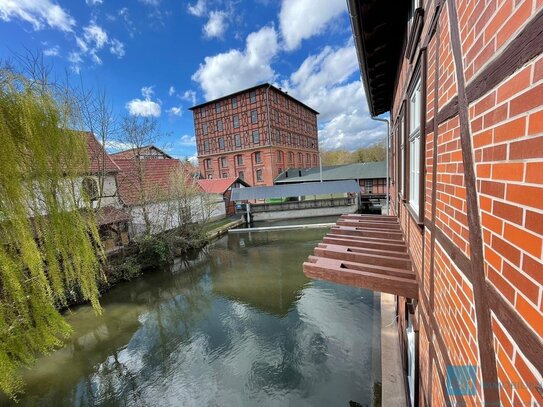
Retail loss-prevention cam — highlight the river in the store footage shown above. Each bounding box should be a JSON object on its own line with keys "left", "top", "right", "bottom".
{"left": 7, "top": 225, "right": 381, "bottom": 406}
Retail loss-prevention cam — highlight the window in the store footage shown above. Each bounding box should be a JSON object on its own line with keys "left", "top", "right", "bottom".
{"left": 256, "top": 169, "right": 263, "bottom": 182}
{"left": 313, "top": 154, "right": 317, "bottom": 165}
{"left": 306, "top": 153, "right": 310, "bottom": 165}
{"left": 233, "top": 115, "right": 240, "bottom": 128}
{"left": 82, "top": 177, "right": 98, "bottom": 200}
{"left": 399, "top": 112, "right": 405, "bottom": 198}
{"left": 203, "top": 123, "right": 208, "bottom": 135}
{"left": 287, "top": 116, "right": 291, "bottom": 128}
{"left": 218, "top": 137, "right": 225, "bottom": 149}
{"left": 207, "top": 173, "right": 213, "bottom": 179}
{"left": 409, "top": 77, "right": 422, "bottom": 216}
{"left": 201, "top": 108, "right": 206, "bottom": 118}
{"left": 222, "top": 172, "right": 228, "bottom": 178}
{"left": 255, "top": 151, "right": 262, "bottom": 164}
{"left": 252, "top": 130, "right": 260, "bottom": 144}
{"left": 205, "top": 158, "right": 211, "bottom": 169}
{"left": 275, "top": 129, "right": 281, "bottom": 144}
{"left": 251, "top": 110, "right": 258, "bottom": 124}
{"left": 221, "top": 157, "right": 227, "bottom": 168}
{"left": 239, "top": 171, "right": 244, "bottom": 180}
{"left": 298, "top": 152, "right": 303, "bottom": 164}
{"left": 217, "top": 119, "right": 223, "bottom": 131}
{"left": 204, "top": 140, "right": 210, "bottom": 152}
{"left": 235, "top": 133, "right": 241, "bottom": 147}
{"left": 295, "top": 134, "right": 300, "bottom": 146}
{"left": 275, "top": 110, "right": 279, "bottom": 123}
{"left": 249, "top": 90, "right": 257, "bottom": 103}
{"left": 277, "top": 150, "right": 282, "bottom": 162}
{"left": 231, "top": 97, "right": 238, "bottom": 108}
{"left": 365, "top": 179, "right": 373, "bottom": 194}
{"left": 215, "top": 103, "right": 221, "bottom": 113}
{"left": 285, "top": 98, "right": 289, "bottom": 109}
{"left": 289, "top": 152, "right": 294, "bottom": 163}
{"left": 236, "top": 155, "right": 244, "bottom": 165}
{"left": 287, "top": 133, "right": 292, "bottom": 145}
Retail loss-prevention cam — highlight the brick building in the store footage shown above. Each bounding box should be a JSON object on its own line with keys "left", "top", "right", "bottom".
{"left": 304, "top": 1, "right": 543, "bottom": 406}
{"left": 189, "top": 84, "right": 319, "bottom": 186}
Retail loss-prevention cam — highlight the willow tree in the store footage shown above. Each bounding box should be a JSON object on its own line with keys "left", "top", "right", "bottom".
{"left": 0, "top": 69, "right": 104, "bottom": 399}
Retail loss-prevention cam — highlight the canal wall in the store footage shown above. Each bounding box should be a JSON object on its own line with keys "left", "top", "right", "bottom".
{"left": 250, "top": 204, "right": 358, "bottom": 222}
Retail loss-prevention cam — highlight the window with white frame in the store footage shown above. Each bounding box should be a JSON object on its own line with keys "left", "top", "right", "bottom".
{"left": 409, "top": 77, "right": 422, "bottom": 215}
{"left": 399, "top": 114, "right": 405, "bottom": 197}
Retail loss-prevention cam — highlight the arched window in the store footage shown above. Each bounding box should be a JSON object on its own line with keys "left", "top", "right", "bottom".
{"left": 82, "top": 177, "right": 99, "bottom": 201}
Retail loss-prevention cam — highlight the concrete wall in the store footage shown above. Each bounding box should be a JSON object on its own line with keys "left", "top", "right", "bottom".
{"left": 251, "top": 204, "right": 358, "bottom": 222}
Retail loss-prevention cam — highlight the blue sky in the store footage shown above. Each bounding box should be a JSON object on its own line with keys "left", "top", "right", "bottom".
{"left": 0, "top": 0, "right": 387, "bottom": 161}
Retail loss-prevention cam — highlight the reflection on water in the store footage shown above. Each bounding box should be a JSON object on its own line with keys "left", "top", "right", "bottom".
{"left": 5, "top": 228, "right": 380, "bottom": 407}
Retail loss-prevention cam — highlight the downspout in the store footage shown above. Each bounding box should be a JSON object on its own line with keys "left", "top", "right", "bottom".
{"left": 371, "top": 116, "right": 390, "bottom": 214}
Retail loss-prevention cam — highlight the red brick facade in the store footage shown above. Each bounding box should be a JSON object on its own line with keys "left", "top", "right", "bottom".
{"left": 347, "top": 0, "right": 543, "bottom": 405}
{"left": 190, "top": 84, "right": 319, "bottom": 186}
{"left": 386, "top": 1, "right": 543, "bottom": 406}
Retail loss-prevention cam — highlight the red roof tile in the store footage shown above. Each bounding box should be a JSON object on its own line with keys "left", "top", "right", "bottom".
{"left": 197, "top": 177, "right": 249, "bottom": 194}
{"left": 110, "top": 145, "right": 173, "bottom": 160}
{"left": 84, "top": 132, "right": 120, "bottom": 174}
{"left": 114, "top": 158, "right": 196, "bottom": 206}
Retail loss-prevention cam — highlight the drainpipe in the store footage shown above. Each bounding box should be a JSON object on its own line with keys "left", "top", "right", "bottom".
{"left": 371, "top": 116, "right": 390, "bottom": 214}
{"left": 319, "top": 153, "right": 323, "bottom": 182}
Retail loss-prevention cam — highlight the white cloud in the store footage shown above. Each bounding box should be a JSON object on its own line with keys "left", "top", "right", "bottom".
{"left": 85, "top": 0, "right": 103, "bottom": 6}
{"left": 187, "top": 0, "right": 206, "bottom": 17}
{"left": 43, "top": 46, "right": 59, "bottom": 56}
{"left": 203, "top": 10, "right": 228, "bottom": 39}
{"left": 168, "top": 86, "right": 176, "bottom": 96}
{"left": 0, "top": 0, "right": 76, "bottom": 32}
{"left": 180, "top": 135, "right": 196, "bottom": 146}
{"left": 181, "top": 90, "right": 197, "bottom": 105}
{"left": 83, "top": 23, "right": 108, "bottom": 49}
{"left": 279, "top": 0, "right": 346, "bottom": 50}
{"left": 283, "top": 42, "right": 386, "bottom": 150}
{"left": 109, "top": 38, "right": 125, "bottom": 58}
{"left": 192, "top": 25, "right": 278, "bottom": 100}
{"left": 167, "top": 106, "right": 183, "bottom": 117}
{"left": 141, "top": 86, "right": 154, "bottom": 99}
{"left": 126, "top": 86, "right": 161, "bottom": 117}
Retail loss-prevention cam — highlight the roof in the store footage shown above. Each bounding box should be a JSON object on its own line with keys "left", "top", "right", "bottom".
{"left": 347, "top": 0, "right": 409, "bottom": 115}
{"left": 95, "top": 206, "right": 130, "bottom": 225}
{"left": 114, "top": 158, "right": 186, "bottom": 206}
{"left": 274, "top": 162, "right": 386, "bottom": 184}
{"left": 188, "top": 83, "right": 320, "bottom": 115}
{"left": 231, "top": 180, "right": 360, "bottom": 201}
{"left": 83, "top": 132, "right": 121, "bottom": 174}
{"left": 110, "top": 145, "right": 173, "bottom": 160}
{"left": 197, "top": 177, "right": 249, "bottom": 195}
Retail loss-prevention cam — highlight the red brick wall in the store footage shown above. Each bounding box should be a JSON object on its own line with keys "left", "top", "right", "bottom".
{"left": 192, "top": 86, "right": 319, "bottom": 186}
{"left": 389, "top": 0, "right": 543, "bottom": 405}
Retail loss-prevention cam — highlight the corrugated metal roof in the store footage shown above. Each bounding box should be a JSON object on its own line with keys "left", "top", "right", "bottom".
{"left": 231, "top": 180, "right": 360, "bottom": 201}
{"left": 274, "top": 161, "right": 386, "bottom": 184}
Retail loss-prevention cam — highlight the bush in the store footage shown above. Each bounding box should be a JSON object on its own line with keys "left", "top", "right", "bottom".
{"left": 109, "top": 256, "right": 142, "bottom": 282}
{"left": 135, "top": 235, "right": 173, "bottom": 270}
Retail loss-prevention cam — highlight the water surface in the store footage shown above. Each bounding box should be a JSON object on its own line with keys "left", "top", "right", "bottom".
{"left": 7, "top": 227, "right": 380, "bottom": 407}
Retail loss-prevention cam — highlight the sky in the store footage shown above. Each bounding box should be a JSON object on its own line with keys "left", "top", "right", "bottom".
{"left": 0, "top": 0, "right": 387, "bottom": 161}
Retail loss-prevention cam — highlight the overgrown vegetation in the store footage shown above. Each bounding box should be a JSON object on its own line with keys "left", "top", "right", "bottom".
{"left": 320, "top": 141, "right": 386, "bottom": 166}
{"left": 0, "top": 68, "right": 104, "bottom": 398}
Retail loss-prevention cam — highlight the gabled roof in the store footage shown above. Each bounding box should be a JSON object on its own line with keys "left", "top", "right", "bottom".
{"left": 83, "top": 132, "right": 121, "bottom": 174}
{"left": 110, "top": 145, "right": 173, "bottom": 160}
{"left": 274, "top": 162, "right": 386, "bottom": 184}
{"left": 114, "top": 158, "right": 186, "bottom": 206}
{"left": 196, "top": 177, "right": 249, "bottom": 195}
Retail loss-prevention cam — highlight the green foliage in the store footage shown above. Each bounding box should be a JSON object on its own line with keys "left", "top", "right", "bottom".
{"left": 107, "top": 256, "right": 142, "bottom": 283}
{"left": 320, "top": 140, "right": 386, "bottom": 166}
{"left": 0, "top": 70, "right": 103, "bottom": 398}
{"left": 134, "top": 235, "right": 172, "bottom": 270}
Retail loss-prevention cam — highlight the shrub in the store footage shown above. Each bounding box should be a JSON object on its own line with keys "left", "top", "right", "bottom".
{"left": 135, "top": 235, "right": 172, "bottom": 270}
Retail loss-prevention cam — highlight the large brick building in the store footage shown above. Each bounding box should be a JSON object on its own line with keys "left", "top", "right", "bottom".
{"left": 304, "top": 1, "right": 543, "bottom": 406}
{"left": 189, "top": 84, "right": 319, "bottom": 186}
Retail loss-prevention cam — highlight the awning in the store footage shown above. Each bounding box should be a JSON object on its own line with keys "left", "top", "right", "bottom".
{"left": 231, "top": 180, "right": 360, "bottom": 201}
{"left": 303, "top": 214, "right": 418, "bottom": 298}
